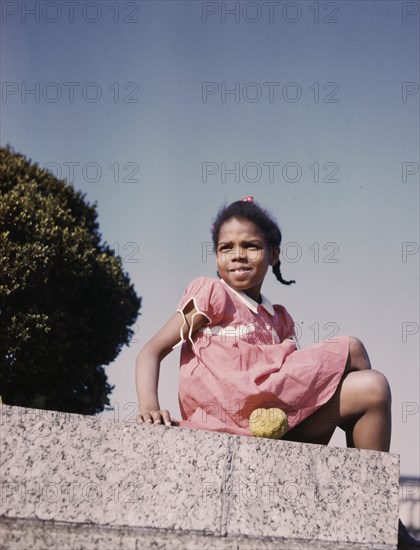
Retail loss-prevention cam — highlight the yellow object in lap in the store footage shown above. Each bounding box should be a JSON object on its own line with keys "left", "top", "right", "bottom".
{"left": 249, "top": 408, "right": 288, "bottom": 439}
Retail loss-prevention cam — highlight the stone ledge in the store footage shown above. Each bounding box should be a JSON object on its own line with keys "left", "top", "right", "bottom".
{"left": 0, "top": 406, "right": 400, "bottom": 548}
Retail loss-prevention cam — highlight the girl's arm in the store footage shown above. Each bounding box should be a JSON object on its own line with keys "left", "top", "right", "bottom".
{"left": 135, "top": 301, "right": 208, "bottom": 426}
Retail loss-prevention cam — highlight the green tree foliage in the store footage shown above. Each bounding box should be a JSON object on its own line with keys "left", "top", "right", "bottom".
{"left": 0, "top": 145, "right": 141, "bottom": 414}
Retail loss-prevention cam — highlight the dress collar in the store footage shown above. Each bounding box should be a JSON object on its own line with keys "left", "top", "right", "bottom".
{"left": 220, "top": 279, "right": 275, "bottom": 316}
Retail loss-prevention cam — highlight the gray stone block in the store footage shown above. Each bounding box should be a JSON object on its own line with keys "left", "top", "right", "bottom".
{"left": 0, "top": 405, "right": 400, "bottom": 548}
{"left": 225, "top": 436, "right": 400, "bottom": 544}
{"left": 0, "top": 406, "right": 227, "bottom": 533}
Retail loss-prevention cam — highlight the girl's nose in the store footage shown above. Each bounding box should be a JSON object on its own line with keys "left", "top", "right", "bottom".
{"left": 233, "top": 245, "right": 247, "bottom": 259}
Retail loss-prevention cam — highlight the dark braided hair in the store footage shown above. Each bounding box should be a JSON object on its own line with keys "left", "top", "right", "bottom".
{"left": 211, "top": 199, "right": 295, "bottom": 286}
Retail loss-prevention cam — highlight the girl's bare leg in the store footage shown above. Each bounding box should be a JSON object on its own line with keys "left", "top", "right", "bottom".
{"left": 341, "top": 336, "right": 372, "bottom": 447}
{"left": 283, "top": 337, "right": 392, "bottom": 451}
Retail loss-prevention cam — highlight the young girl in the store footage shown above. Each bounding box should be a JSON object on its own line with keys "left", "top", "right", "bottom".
{"left": 136, "top": 196, "right": 393, "bottom": 449}
{"left": 136, "top": 197, "right": 418, "bottom": 549}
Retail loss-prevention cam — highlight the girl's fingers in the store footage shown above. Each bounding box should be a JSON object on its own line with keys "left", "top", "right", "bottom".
{"left": 138, "top": 412, "right": 153, "bottom": 424}
{"left": 160, "top": 410, "right": 172, "bottom": 427}
{"left": 152, "top": 411, "right": 163, "bottom": 424}
{"left": 152, "top": 409, "right": 171, "bottom": 426}
{"left": 137, "top": 410, "right": 174, "bottom": 427}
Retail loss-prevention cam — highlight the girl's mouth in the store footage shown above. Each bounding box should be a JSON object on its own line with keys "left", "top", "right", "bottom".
{"left": 229, "top": 267, "right": 251, "bottom": 273}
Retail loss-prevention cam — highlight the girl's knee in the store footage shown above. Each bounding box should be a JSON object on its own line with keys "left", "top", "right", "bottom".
{"left": 363, "top": 370, "right": 392, "bottom": 407}
{"left": 347, "top": 336, "right": 371, "bottom": 371}
{"left": 349, "top": 336, "right": 367, "bottom": 357}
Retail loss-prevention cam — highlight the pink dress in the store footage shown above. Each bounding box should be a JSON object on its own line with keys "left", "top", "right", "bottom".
{"left": 175, "top": 276, "right": 349, "bottom": 437}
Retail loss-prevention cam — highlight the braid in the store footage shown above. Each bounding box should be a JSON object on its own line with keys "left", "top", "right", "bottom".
{"left": 212, "top": 199, "right": 295, "bottom": 286}
{"left": 272, "top": 260, "right": 295, "bottom": 286}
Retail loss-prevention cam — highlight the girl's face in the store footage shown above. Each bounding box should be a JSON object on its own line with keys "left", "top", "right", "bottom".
{"left": 216, "top": 218, "right": 279, "bottom": 302}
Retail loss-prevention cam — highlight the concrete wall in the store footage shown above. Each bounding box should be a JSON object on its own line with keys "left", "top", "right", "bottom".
{"left": 0, "top": 405, "right": 400, "bottom": 549}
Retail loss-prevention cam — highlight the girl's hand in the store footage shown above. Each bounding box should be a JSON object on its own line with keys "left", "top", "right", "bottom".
{"left": 137, "top": 409, "right": 178, "bottom": 427}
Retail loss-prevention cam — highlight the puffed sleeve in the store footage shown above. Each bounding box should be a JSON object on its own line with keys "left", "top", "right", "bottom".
{"left": 173, "top": 277, "right": 227, "bottom": 349}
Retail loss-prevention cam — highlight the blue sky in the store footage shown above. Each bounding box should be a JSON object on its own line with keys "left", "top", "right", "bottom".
{"left": 1, "top": 0, "right": 419, "bottom": 475}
